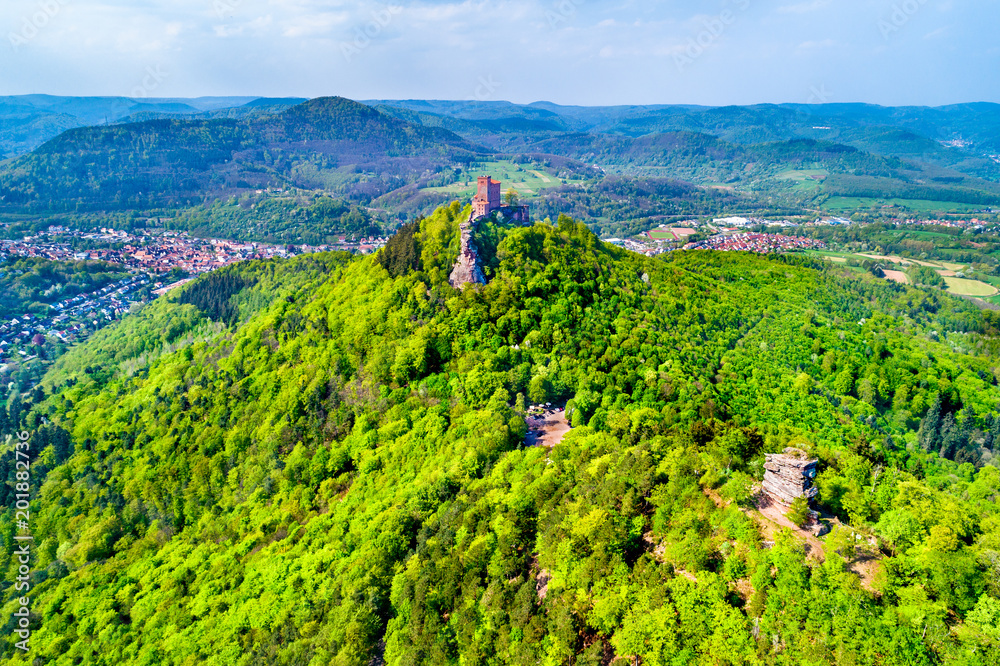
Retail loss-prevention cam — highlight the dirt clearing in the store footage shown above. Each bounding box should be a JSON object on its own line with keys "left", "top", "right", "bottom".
{"left": 526, "top": 408, "right": 570, "bottom": 448}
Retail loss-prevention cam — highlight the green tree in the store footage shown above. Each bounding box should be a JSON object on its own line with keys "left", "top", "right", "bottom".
{"left": 787, "top": 495, "right": 810, "bottom": 527}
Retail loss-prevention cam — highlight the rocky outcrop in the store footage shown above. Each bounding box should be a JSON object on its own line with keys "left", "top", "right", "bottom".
{"left": 762, "top": 447, "right": 818, "bottom": 506}
{"left": 448, "top": 220, "right": 486, "bottom": 289}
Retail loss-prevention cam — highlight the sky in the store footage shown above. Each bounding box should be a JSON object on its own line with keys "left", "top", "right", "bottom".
{"left": 2, "top": 0, "right": 998, "bottom": 106}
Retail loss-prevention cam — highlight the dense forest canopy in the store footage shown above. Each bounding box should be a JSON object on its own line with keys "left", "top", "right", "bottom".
{"left": 0, "top": 97, "right": 479, "bottom": 213}
{"left": 0, "top": 203, "right": 999, "bottom": 664}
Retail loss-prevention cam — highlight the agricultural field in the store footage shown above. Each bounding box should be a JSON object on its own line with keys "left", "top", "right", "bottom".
{"left": 882, "top": 269, "right": 909, "bottom": 284}
{"left": 776, "top": 168, "right": 828, "bottom": 193}
{"left": 648, "top": 227, "right": 698, "bottom": 241}
{"left": 420, "top": 160, "right": 567, "bottom": 197}
{"left": 809, "top": 248, "right": 1000, "bottom": 298}
{"left": 944, "top": 276, "right": 999, "bottom": 296}
{"left": 820, "top": 195, "right": 986, "bottom": 214}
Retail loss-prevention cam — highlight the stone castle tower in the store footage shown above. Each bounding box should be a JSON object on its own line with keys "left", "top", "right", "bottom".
{"left": 450, "top": 175, "right": 532, "bottom": 288}
{"left": 471, "top": 175, "right": 530, "bottom": 223}
{"left": 473, "top": 176, "right": 502, "bottom": 218}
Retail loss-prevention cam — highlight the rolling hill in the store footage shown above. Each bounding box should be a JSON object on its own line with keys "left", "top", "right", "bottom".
{"left": 0, "top": 95, "right": 277, "bottom": 159}
{"left": 3, "top": 96, "right": 1000, "bottom": 229}
{"left": 1, "top": 207, "right": 999, "bottom": 663}
{"left": 0, "top": 97, "right": 482, "bottom": 212}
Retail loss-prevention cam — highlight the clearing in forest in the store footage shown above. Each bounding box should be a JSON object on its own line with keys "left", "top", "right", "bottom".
{"left": 945, "top": 277, "right": 998, "bottom": 296}
{"left": 525, "top": 408, "right": 570, "bottom": 448}
{"left": 704, "top": 488, "right": 882, "bottom": 591}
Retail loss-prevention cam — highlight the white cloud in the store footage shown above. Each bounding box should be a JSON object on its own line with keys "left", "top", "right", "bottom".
{"left": 0, "top": 0, "right": 995, "bottom": 105}
{"left": 280, "top": 11, "right": 350, "bottom": 38}
{"left": 213, "top": 16, "right": 274, "bottom": 38}
{"left": 776, "top": 0, "right": 830, "bottom": 14}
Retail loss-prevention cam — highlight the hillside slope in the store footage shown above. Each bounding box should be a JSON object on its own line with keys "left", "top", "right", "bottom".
{"left": 1, "top": 206, "right": 999, "bottom": 664}
{"left": 0, "top": 95, "right": 268, "bottom": 159}
{"left": 0, "top": 97, "right": 480, "bottom": 212}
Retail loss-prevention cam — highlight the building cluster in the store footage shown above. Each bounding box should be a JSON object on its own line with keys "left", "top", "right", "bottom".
{"left": 897, "top": 217, "right": 987, "bottom": 230}
{"left": 604, "top": 237, "right": 669, "bottom": 256}
{"left": 0, "top": 274, "right": 150, "bottom": 366}
{"left": 809, "top": 216, "right": 854, "bottom": 226}
{"left": 2, "top": 229, "right": 290, "bottom": 274}
{"left": 1, "top": 227, "right": 391, "bottom": 276}
{"left": 684, "top": 232, "right": 825, "bottom": 253}
{"left": 713, "top": 216, "right": 803, "bottom": 229}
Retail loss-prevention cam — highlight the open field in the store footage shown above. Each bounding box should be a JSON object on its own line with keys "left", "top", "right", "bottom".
{"left": 806, "top": 250, "right": 987, "bottom": 293}
{"left": 422, "top": 160, "right": 566, "bottom": 196}
{"left": 944, "top": 277, "right": 998, "bottom": 296}
{"left": 853, "top": 253, "right": 970, "bottom": 272}
{"left": 821, "top": 196, "right": 986, "bottom": 214}
{"left": 649, "top": 227, "right": 697, "bottom": 241}
{"left": 906, "top": 230, "right": 962, "bottom": 240}
{"left": 776, "top": 168, "right": 827, "bottom": 193}
{"left": 777, "top": 168, "right": 828, "bottom": 181}
{"left": 883, "top": 270, "right": 909, "bottom": 284}
{"left": 858, "top": 253, "right": 911, "bottom": 265}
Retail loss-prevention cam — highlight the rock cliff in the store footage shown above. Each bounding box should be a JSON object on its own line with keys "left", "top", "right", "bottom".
{"left": 762, "top": 447, "right": 818, "bottom": 505}
{"left": 448, "top": 220, "right": 486, "bottom": 288}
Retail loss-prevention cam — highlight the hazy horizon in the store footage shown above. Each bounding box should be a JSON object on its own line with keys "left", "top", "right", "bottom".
{"left": 5, "top": 94, "right": 1000, "bottom": 110}
{"left": 2, "top": 0, "right": 996, "bottom": 107}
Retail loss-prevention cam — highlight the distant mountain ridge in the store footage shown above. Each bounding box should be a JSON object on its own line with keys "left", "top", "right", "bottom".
{"left": 0, "top": 96, "right": 481, "bottom": 211}
{"left": 0, "top": 95, "right": 305, "bottom": 159}
{"left": 4, "top": 94, "right": 1000, "bottom": 222}
{"left": 366, "top": 99, "right": 1000, "bottom": 175}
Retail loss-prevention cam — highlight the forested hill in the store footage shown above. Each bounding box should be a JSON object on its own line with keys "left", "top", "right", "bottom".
{"left": 0, "top": 97, "right": 480, "bottom": 212}
{"left": 2, "top": 204, "right": 1000, "bottom": 664}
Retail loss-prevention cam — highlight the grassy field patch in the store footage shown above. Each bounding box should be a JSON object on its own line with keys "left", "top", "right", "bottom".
{"left": 421, "top": 160, "right": 565, "bottom": 197}
{"left": 821, "top": 196, "right": 985, "bottom": 214}
{"left": 944, "top": 277, "right": 998, "bottom": 296}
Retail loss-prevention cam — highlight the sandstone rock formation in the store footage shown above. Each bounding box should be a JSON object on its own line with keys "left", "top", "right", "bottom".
{"left": 762, "top": 447, "right": 818, "bottom": 506}
{"left": 448, "top": 221, "right": 486, "bottom": 289}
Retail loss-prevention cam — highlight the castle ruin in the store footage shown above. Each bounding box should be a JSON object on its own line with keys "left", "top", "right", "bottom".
{"left": 449, "top": 176, "right": 530, "bottom": 288}
{"left": 448, "top": 220, "right": 487, "bottom": 288}
{"left": 473, "top": 175, "right": 502, "bottom": 218}
{"left": 472, "top": 175, "right": 530, "bottom": 224}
